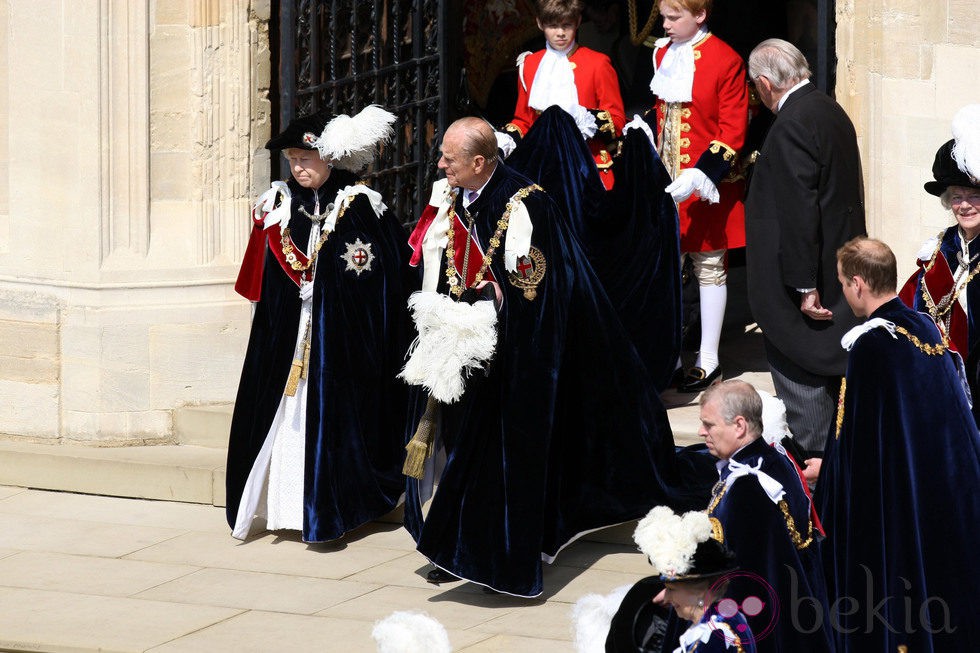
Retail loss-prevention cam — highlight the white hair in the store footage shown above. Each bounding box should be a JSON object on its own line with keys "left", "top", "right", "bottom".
{"left": 748, "top": 38, "right": 811, "bottom": 90}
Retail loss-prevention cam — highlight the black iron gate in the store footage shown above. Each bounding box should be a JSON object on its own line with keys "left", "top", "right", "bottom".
{"left": 276, "top": 0, "right": 456, "bottom": 224}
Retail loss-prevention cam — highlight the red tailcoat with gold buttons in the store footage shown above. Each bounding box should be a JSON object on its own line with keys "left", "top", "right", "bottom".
{"left": 505, "top": 45, "right": 626, "bottom": 190}
{"left": 653, "top": 33, "right": 748, "bottom": 253}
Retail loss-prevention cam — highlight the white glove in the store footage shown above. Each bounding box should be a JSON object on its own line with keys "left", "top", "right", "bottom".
{"left": 665, "top": 168, "right": 720, "bottom": 204}
{"left": 494, "top": 131, "right": 517, "bottom": 158}
{"left": 623, "top": 113, "right": 656, "bottom": 148}
{"left": 566, "top": 104, "right": 598, "bottom": 140}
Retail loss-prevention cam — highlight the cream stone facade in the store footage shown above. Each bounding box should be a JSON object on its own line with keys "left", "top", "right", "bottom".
{"left": 0, "top": 1, "right": 271, "bottom": 444}
{"left": 0, "top": 1, "right": 976, "bottom": 446}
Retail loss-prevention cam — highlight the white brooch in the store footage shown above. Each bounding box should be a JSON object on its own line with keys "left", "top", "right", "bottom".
{"left": 342, "top": 238, "right": 374, "bottom": 276}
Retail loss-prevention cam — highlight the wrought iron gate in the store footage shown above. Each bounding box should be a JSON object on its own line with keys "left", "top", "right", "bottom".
{"left": 277, "top": 0, "right": 455, "bottom": 224}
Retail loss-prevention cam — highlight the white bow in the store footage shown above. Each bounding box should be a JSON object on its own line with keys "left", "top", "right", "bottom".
{"left": 724, "top": 456, "right": 786, "bottom": 504}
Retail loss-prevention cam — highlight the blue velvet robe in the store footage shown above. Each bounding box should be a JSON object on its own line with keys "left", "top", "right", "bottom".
{"left": 711, "top": 437, "right": 833, "bottom": 652}
{"left": 816, "top": 297, "right": 980, "bottom": 651}
{"left": 405, "top": 162, "right": 709, "bottom": 597}
{"left": 506, "top": 107, "right": 682, "bottom": 391}
{"left": 226, "top": 172, "right": 416, "bottom": 543}
{"left": 903, "top": 225, "right": 980, "bottom": 427}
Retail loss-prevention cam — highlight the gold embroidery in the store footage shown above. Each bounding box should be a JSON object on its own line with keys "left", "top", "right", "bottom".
{"left": 895, "top": 325, "right": 948, "bottom": 355}
{"left": 779, "top": 499, "right": 814, "bottom": 549}
{"left": 835, "top": 377, "right": 846, "bottom": 439}
{"left": 679, "top": 137, "right": 690, "bottom": 149}
{"left": 508, "top": 245, "right": 547, "bottom": 300}
{"left": 708, "top": 140, "right": 737, "bottom": 161}
{"left": 709, "top": 516, "right": 725, "bottom": 543}
{"left": 919, "top": 238, "right": 980, "bottom": 336}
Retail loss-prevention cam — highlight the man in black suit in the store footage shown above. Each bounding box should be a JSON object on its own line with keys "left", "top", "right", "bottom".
{"left": 744, "top": 39, "right": 866, "bottom": 467}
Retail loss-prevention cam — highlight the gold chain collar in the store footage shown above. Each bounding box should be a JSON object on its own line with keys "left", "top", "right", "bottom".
{"left": 443, "top": 184, "right": 541, "bottom": 297}
{"left": 280, "top": 193, "right": 356, "bottom": 273}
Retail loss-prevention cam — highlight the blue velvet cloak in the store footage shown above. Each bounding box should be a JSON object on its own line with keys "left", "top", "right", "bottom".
{"left": 405, "top": 162, "right": 709, "bottom": 597}
{"left": 905, "top": 225, "right": 980, "bottom": 427}
{"left": 226, "top": 172, "right": 416, "bottom": 543}
{"left": 816, "top": 297, "right": 980, "bottom": 651}
{"left": 710, "top": 437, "right": 834, "bottom": 652}
{"left": 506, "top": 107, "right": 682, "bottom": 390}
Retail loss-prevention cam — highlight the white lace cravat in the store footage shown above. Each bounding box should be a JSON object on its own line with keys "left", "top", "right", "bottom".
{"left": 527, "top": 42, "right": 579, "bottom": 112}
{"left": 650, "top": 27, "right": 707, "bottom": 103}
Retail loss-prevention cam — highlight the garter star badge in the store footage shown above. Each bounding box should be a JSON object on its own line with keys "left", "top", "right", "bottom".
{"left": 508, "top": 246, "right": 546, "bottom": 300}
{"left": 342, "top": 238, "right": 374, "bottom": 276}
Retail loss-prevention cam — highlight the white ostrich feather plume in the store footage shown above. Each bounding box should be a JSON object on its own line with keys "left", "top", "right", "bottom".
{"left": 633, "top": 507, "right": 712, "bottom": 578}
{"left": 398, "top": 291, "right": 497, "bottom": 404}
{"left": 758, "top": 389, "right": 791, "bottom": 445}
{"left": 571, "top": 585, "right": 631, "bottom": 653}
{"left": 951, "top": 104, "right": 980, "bottom": 182}
{"left": 371, "top": 611, "right": 451, "bottom": 653}
{"left": 316, "top": 105, "right": 396, "bottom": 172}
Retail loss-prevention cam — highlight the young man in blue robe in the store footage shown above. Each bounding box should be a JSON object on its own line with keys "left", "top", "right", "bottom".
{"left": 817, "top": 236, "right": 980, "bottom": 651}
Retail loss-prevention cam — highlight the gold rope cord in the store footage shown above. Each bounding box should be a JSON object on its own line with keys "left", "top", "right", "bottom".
{"left": 627, "top": 0, "right": 660, "bottom": 46}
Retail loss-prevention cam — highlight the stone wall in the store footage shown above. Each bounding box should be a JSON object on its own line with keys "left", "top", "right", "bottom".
{"left": 0, "top": 1, "right": 271, "bottom": 444}
{"left": 836, "top": 0, "right": 980, "bottom": 277}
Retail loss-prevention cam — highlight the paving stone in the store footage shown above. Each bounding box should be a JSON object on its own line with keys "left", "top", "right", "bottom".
{"left": 551, "top": 540, "right": 652, "bottom": 575}
{"left": 316, "top": 585, "right": 523, "bottom": 630}
{"left": 144, "top": 610, "right": 491, "bottom": 653}
{"left": 0, "top": 487, "right": 227, "bottom": 533}
{"left": 0, "top": 512, "right": 187, "bottom": 558}
{"left": 470, "top": 600, "right": 575, "bottom": 641}
{"left": 0, "top": 586, "right": 242, "bottom": 653}
{"left": 125, "top": 529, "right": 414, "bottom": 580}
{"left": 459, "top": 634, "right": 575, "bottom": 652}
{"left": 0, "top": 550, "right": 199, "bottom": 596}
{"left": 135, "top": 567, "right": 382, "bottom": 614}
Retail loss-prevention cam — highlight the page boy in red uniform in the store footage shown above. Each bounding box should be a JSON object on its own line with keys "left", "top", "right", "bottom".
{"left": 650, "top": 0, "right": 748, "bottom": 391}
{"left": 502, "top": 0, "right": 626, "bottom": 190}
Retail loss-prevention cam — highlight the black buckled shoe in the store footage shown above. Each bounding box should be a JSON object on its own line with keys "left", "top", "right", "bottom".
{"left": 677, "top": 366, "right": 722, "bottom": 393}
{"left": 425, "top": 568, "right": 459, "bottom": 585}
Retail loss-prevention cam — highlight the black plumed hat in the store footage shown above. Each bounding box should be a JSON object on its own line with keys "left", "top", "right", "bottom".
{"left": 925, "top": 105, "right": 980, "bottom": 196}
{"left": 265, "top": 111, "right": 332, "bottom": 152}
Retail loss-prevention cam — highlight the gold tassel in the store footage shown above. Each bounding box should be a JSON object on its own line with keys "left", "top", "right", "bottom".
{"left": 403, "top": 395, "right": 439, "bottom": 479}
{"left": 284, "top": 359, "right": 303, "bottom": 397}
{"left": 300, "top": 339, "right": 311, "bottom": 380}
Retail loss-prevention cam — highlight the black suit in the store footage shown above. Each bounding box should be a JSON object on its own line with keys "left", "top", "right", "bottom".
{"left": 745, "top": 82, "right": 866, "bottom": 453}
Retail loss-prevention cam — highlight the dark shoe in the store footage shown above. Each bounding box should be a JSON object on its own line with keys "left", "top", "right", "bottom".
{"left": 677, "top": 366, "right": 722, "bottom": 393}
{"left": 425, "top": 568, "right": 459, "bottom": 585}
{"left": 667, "top": 367, "right": 685, "bottom": 390}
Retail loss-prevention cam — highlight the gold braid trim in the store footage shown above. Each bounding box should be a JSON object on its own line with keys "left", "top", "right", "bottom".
{"left": 709, "top": 516, "right": 725, "bottom": 544}
{"left": 708, "top": 140, "right": 737, "bottom": 161}
{"left": 834, "top": 377, "right": 846, "bottom": 440}
{"left": 894, "top": 325, "right": 948, "bottom": 355}
{"left": 444, "top": 184, "right": 542, "bottom": 297}
{"left": 778, "top": 499, "right": 814, "bottom": 550}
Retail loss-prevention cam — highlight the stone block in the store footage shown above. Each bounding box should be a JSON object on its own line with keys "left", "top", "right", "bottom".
{"left": 150, "top": 110, "right": 194, "bottom": 152}
{"left": 156, "top": 1, "right": 190, "bottom": 26}
{"left": 174, "top": 404, "right": 233, "bottom": 448}
{"left": 949, "top": 0, "right": 980, "bottom": 45}
{"left": 149, "top": 321, "right": 248, "bottom": 405}
{"left": 150, "top": 152, "right": 195, "bottom": 201}
{"left": 0, "top": 380, "right": 59, "bottom": 439}
{"left": 149, "top": 26, "right": 193, "bottom": 114}
{"left": 935, "top": 45, "right": 980, "bottom": 121}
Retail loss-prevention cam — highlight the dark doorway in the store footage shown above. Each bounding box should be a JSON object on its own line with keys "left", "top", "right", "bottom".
{"left": 273, "top": 0, "right": 460, "bottom": 225}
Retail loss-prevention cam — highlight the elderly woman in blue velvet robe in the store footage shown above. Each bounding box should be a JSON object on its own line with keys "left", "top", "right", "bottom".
{"left": 900, "top": 106, "right": 980, "bottom": 427}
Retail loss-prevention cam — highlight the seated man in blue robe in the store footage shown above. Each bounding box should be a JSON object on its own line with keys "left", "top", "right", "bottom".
{"left": 401, "top": 117, "right": 710, "bottom": 597}
{"left": 697, "top": 379, "right": 833, "bottom": 652}
{"left": 817, "top": 236, "right": 980, "bottom": 651}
